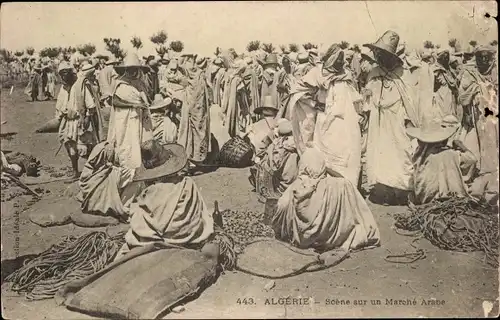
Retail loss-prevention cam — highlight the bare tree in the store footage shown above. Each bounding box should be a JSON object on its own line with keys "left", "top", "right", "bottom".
{"left": 131, "top": 36, "right": 143, "bottom": 51}
{"left": 246, "top": 40, "right": 261, "bottom": 52}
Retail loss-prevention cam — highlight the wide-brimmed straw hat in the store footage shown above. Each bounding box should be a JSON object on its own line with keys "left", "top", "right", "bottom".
{"left": 57, "top": 61, "right": 73, "bottom": 73}
{"left": 115, "top": 53, "right": 150, "bottom": 71}
{"left": 363, "top": 30, "right": 403, "bottom": 64}
{"left": 80, "top": 62, "right": 96, "bottom": 75}
{"left": 133, "top": 140, "right": 188, "bottom": 182}
{"left": 196, "top": 56, "right": 208, "bottom": 68}
{"left": 406, "top": 116, "right": 460, "bottom": 143}
{"left": 254, "top": 95, "right": 279, "bottom": 115}
{"left": 149, "top": 93, "right": 172, "bottom": 110}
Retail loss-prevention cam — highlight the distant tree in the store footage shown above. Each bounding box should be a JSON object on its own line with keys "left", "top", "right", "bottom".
{"left": 351, "top": 44, "right": 361, "bottom": 53}
{"left": 288, "top": 43, "right": 299, "bottom": 53}
{"left": 26, "top": 47, "right": 35, "bottom": 56}
{"left": 77, "top": 43, "right": 96, "bottom": 57}
{"left": 246, "top": 40, "right": 261, "bottom": 52}
{"left": 423, "top": 40, "right": 435, "bottom": 49}
{"left": 339, "top": 41, "right": 350, "bottom": 49}
{"left": 131, "top": 36, "right": 143, "bottom": 50}
{"left": 103, "top": 38, "right": 125, "bottom": 59}
{"left": 448, "top": 38, "right": 458, "bottom": 49}
{"left": 303, "top": 42, "right": 317, "bottom": 50}
{"left": 14, "top": 50, "right": 24, "bottom": 57}
{"left": 0, "top": 49, "right": 16, "bottom": 63}
{"left": 435, "top": 44, "right": 441, "bottom": 49}
{"left": 150, "top": 30, "right": 168, "bottom": 46}
{"left": 261, "top": 43, "right": 276, "bottom": 54}
{"left": 169, "top": 40, "right": 184, "bottom": 53}
{"left": 214, "top": 47, "right": 221, "bottom": 57}
{"left": 63, "top": 46, "right": 77, "bottom": 54}
{"left": 469, "top": 40, "right": 478, "bottom": 48}
{"left": 490, "top": 40, "right": 498, "bottom": 46}
{"left": 150, "top": 30, "right": 168, "bottom": 59}
{"left": 40, "top": 47, "right": 62, "bottom": 59}
{"left": 279, "top": 45, "right": 287, "bottom": 53}
{"left": 155, "top": 46, "right": 168, "bottom": 58}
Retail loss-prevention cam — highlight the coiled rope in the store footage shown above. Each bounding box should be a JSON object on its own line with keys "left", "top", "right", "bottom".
{"left": 390, "top": 197, "right": 498, "bottom": 267}
{"left": 5, "top": 231, "right": 125, "bottom": 300}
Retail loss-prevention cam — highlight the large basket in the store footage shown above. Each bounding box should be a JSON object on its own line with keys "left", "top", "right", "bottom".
{"left": 218, "top": 136, "right": 254, "bottom": 168}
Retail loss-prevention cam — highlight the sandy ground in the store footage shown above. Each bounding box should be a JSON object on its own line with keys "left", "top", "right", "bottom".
{"left": 1, "top": 87, "right": 498, "bottom": 319}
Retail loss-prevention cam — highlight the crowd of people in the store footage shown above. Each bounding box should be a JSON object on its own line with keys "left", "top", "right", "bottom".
{"left": 11, "top": 29, "right": 498, "bottom": 255}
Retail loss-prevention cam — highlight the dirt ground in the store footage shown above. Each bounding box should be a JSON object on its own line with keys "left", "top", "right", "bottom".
{"left": 1, "top": 87, "right": 498, "bottom": 319}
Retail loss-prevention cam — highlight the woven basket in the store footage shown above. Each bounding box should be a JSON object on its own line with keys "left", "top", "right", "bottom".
{"left": 218, "top": 136, "right": 254, "bottom": 168}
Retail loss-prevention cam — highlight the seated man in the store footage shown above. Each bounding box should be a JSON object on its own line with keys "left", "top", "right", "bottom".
{"left": 250, "top": 119, "right": 299, "bottom": 197}
{"left": 406, "top": 115, "right": 477, "bottom": 205}
{"left": 77, "top": 140, "right": 146, "bottom": 221}
{"left": 244, "top": 95, "right": 278, "bottom": 163}
{"left": 115, "top": 141, "right": 214, "bottom": 259}
{"left": 272, "top": 147, "right": 380, "bottom": 253}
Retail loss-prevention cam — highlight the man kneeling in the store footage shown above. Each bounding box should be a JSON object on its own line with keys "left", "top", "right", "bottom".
{"left": 272, "top": 148, "right": 380, "bottom": 253}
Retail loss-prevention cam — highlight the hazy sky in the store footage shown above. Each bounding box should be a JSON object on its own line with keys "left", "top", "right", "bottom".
{"left": 1, "top": 1, "right": 497, "bottom": 57}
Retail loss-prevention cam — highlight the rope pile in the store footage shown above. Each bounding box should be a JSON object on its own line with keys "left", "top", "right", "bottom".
{"left": 393, "top": 197, "right": 499, "bottom": 267}
{"left": 5, "top": 231, "right": 125, "bottom": 300}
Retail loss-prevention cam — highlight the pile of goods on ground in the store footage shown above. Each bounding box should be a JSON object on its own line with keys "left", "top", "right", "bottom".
{"left": 5, "top": 152, "right": 41, "bottom": 177}
{"left": 393, "top": 197, "right": 499, "bottom": 267}
{"left": 5, "top": 231, "right": 125, "bottom": 300}
{"left": 220, "top": 208, "right": 275, "bottom": 253}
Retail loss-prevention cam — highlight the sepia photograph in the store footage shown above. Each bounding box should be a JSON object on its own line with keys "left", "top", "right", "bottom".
{"left": 0, "top": 1, "right": 498, "bottom": 318}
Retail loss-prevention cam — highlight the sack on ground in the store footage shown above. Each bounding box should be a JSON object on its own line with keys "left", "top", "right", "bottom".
{"left": 60, "top": 246, "right": 218, "bottom": 319}
{"left": 28, "top": 196, "right": 79, "bottom": 227}
{"left": 70, "top": 212, "right": 120, "bottom": 228}
{"left": 35, "top": 118, "right": 60, "bottom": 133}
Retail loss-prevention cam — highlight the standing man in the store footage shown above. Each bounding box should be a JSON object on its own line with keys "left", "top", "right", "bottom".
{"left": 59, "top": 62, "right": 102, "bottom": 181}
{"left": 363, "top": 31, "right": 421, "bottom": 205}
{"left": 107, "top": 53, "right": 154, "bottom": 181}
